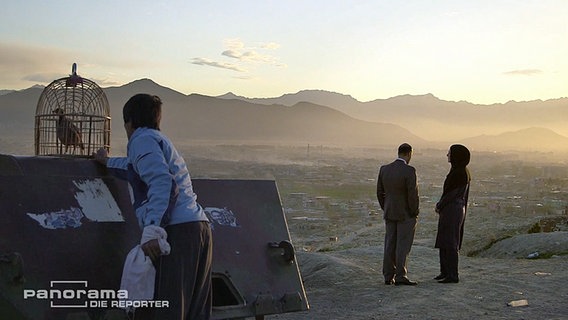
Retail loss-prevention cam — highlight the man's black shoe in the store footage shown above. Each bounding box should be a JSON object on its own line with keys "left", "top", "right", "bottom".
{"left": 434, "top": 274, "right": 446, "bottom": 280}
{"left": 438, "top": 277, "right": 459, "bottom": 283}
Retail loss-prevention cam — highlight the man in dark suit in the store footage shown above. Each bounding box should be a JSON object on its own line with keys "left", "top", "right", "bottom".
{"left": 377, "top": 143, "right": 419, "bottom": 285}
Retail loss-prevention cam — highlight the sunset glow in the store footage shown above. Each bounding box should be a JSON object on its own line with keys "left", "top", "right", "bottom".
{"left": 1, "top": 1, "right": 567, "bottom": 104}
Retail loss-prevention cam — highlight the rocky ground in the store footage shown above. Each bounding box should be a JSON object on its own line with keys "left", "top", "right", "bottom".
{"left": 272, "top": 224, "right": 568, "bottom": 320}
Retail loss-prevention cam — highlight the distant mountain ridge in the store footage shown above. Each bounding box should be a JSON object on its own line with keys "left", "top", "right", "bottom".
{"left": 461, "top": 127, "right": 568, "bottom": 152}
{"left": 218, "top": 89, "right": 568, "bottom": 141}
{"left": 218, "top": 89, "right": 360, "bottom": 109}
{"left": 0, "top": 79, "right": 424, "bottom": 155}
{"left": 0, "top": 89, "right": 16, "bottom": 96}
{"left": 1, "top": 79, "right": 568, "bottom": 154}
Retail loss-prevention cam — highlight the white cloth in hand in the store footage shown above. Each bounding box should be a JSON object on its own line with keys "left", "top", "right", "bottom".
{"left": 119, "top": 225, "right": 170, "bottom": 306}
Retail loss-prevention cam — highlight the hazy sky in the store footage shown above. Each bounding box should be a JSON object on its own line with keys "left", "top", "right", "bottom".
{"left": 1, "top": 1, "right": 567, "bottom": 104}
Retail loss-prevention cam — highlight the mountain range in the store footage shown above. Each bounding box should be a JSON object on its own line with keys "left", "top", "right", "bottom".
{"left": 218, "top": 90, "right": 568, "bottom": 141}
{"left": 1, "top": 79, "right": 567, "bottom": 155}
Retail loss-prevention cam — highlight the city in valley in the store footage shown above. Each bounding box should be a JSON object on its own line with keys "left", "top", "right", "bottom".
{"left": 179, "top": 144, "right": 568, "bottom": 256}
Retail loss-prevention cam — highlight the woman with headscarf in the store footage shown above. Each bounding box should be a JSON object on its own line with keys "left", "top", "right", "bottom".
{"left": 434, "top": 144, "right": 471, "bottom": 283}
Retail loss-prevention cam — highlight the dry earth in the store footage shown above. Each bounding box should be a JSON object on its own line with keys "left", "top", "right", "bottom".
{"left": 272, "top": 226, "right": 568, "bottom": 320}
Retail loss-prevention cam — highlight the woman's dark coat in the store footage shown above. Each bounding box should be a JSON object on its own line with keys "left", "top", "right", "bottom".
{"left": 435, "top": 145, "right": 471, "bottom": 250}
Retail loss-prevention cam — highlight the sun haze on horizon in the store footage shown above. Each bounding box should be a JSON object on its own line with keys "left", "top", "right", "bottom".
{"left": 1, "top": 1, "right": 567, "bottom": 105}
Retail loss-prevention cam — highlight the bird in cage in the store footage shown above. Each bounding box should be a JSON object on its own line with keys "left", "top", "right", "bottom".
{"left": 52, "top": 108, "right": 85, "bottom": 154}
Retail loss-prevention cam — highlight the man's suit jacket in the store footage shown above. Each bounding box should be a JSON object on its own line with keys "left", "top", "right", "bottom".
{"left": 377, "top": 159, "right": 419, "bottom": 221}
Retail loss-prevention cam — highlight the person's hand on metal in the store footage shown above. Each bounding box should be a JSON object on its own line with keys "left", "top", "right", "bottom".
{"left": 93, "top": 148, "right": 108, "bottom": 165}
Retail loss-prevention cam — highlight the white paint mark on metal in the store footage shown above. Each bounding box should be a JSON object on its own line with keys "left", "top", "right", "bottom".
{"left": 26, "top": 207, "right": 84, "bottom": 229}
{"left": 204, "top": 207, "right": 239, "bottom": 229}
{"left": 73, "top": 178, "right": 124, "bottom": 222}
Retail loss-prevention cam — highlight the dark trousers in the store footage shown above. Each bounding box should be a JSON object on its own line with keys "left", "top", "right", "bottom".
{"left": 135, "top": 221, "right": 213, "bottom": 320}
{"left": 439, "top": 248, "right": 459, "bottom": 279}
{"left": 383, "top": 217, "right": 417, "bottom": 281}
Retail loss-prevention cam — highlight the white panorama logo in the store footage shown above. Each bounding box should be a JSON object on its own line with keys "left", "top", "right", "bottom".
{"left": 23, "top": 281, "right": 126, "bottom": 308}
{"left": 23, "top": 281, "right": 169, "bottom": 309}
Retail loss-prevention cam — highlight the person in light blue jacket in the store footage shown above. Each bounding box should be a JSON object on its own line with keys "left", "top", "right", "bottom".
{"left": 95, "top": 93, "right": 212, "bottom": 319}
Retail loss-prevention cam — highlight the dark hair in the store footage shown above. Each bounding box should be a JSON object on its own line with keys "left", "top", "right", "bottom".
{"left": 398, "top": 143, "right": 412, "bottom": 155}
{"left": 123, "top": 93, "right": 162, "bottom": 130}
{"left": 449, "top": 144, "right": 470, "bottom": 167}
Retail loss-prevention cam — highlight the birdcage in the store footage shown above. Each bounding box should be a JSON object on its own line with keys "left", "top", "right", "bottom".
{"left": 34, "top": 63, "right": 111, "bottom": 157}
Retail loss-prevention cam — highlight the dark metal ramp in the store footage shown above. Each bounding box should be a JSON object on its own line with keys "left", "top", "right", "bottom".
{"left": 0, "top": 154, "right": 308, "bottom": 319}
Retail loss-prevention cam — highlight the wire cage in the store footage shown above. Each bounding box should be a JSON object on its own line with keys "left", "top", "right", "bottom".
{"left": 34, "top": 64, "right": 111, "bottom": 157}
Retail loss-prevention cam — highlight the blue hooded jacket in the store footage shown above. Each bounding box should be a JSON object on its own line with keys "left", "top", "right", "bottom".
{"left": 107, "top": 127, "right": 209, "bottom": 228}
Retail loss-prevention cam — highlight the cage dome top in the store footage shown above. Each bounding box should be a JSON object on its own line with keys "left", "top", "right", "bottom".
{"left": 34, "top": 64, "right": 111, "bottom": 157}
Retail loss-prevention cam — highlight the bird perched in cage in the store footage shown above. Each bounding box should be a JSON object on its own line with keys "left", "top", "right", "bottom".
{"left": 52, "top": 108, "right": 85, "bottom": 154}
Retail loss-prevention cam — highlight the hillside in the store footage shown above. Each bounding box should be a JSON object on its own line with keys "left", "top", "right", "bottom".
{"left": 2, "top": 79, "right": 568, "bottom": 155}
{"left": 218, "top": 89, "right": 359, "bottom": 110}
{"left": 0, "top": 80, "right": 424, "bottom": 155}
{"left": 220, "top": 90, "right": 568, "bottom": 141}
{"left": 0, "top": 86, "right": 43, "bottom": 138}
{"left": 460, "top": 127, "right": 568, "bottom": 152}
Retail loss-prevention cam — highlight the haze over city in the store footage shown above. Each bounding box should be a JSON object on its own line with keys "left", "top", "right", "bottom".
{"left": 1, "top": 1, "right": 567, "bottom": 105}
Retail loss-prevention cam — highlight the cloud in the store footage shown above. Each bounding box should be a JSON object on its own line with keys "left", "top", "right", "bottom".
{"left": 221, "top": 39, "right": 284, "bottom": 66}
{"left": 191, "top": 57, "right": 247, "bottom": 72}
{"left": 0, "top": 41, "right": 152, "bottom": 88}
{"left": 90, "top": 78, "right": 122, "bottom": 86}
{"left": 222, "top": 49, "right": 277, "bottom": 64}
{"left": 221, "top": 50, "right": 241, "bottom": 59}
{"left": 503, "top": 69, "right": 543, "bottom": 76}
{"left": 21, "top": 73, "right": 121, "bottom": 87}
{"left": 22, "top": 73, "right": 66, "bottom": 83}
{"left": 233, "top": 75, "right": 254, "bottom": 80}
{"left": 260, "top": 42, "right": 281, "bottom": 50}
{"left": 0, "top": 42, "right": 73, "bottom": 84}
{"left": 224, "top": 38, "right": 245, "bottom": 50}
{"left": 191, "top": 39, "right": 285, "bottom": 74}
